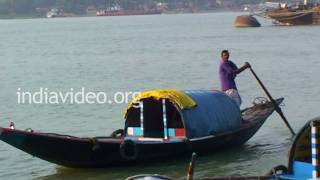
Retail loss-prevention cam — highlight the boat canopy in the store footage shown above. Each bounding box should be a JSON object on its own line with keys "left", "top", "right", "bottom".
{"left": 124, "top": 89, "right": 242, "bottom": 140}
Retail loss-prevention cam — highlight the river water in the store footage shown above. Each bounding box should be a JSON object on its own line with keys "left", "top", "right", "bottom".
{"left": 0, "top": 12, "right": 319, "bottom": 180}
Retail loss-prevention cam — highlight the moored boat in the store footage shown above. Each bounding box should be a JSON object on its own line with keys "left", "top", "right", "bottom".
{"left": 46, "top": 8, "right": 65, "bottom": 18}
{"left": 261, "top": 1, "right": 320, "bottom": 25}
{"left": 0, "top": 89, "right": 283, "bottom": 168}
{"left": 96, "top": 0, "right": 162, "bottom": 17}
{"left": 234, "top": 15, "right": 261, "bottom": 27}
{"left": 96, "top": 9, "right": 162, "bottom": 16}
{"left": 264, "top": 9, "right": 314, "bottom": 25}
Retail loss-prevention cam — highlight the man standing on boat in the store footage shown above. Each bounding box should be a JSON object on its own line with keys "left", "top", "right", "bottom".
{"left": 219, "top": 50, "right": 250, "bottom": 106}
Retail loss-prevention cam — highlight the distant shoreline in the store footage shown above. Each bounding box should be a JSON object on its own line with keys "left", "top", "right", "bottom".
{"left": 0, "top": 14, "right": 38, "bottom": 19}
{"left": 0, "top": 9, "right": 245, "bottom": 19}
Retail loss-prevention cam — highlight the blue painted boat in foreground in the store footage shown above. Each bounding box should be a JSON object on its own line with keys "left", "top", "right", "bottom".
{"left": 274, "top": 117, "right": 320, "bottom": 180}
{"left": 198, "top": 117, "right": 320, "bottom": 180}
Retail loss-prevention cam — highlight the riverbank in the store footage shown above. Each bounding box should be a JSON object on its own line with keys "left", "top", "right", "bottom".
{"left": 0, "top": 8, "right": 247, "bottom": 19}
{"left": 0, "top": 14, "right": 37, "bottom": 19}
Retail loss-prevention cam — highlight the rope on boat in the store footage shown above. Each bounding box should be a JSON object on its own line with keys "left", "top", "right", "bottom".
{"left": 265, "top": 165, "right": 288, "bottom": 179}
{"left": 252, "top": 97, "right": 285, "bottom": 108}
{"left": 110, "top": 129, "right": 124, "bottom": 138}
{"left": 9, "top": 122, "right": 15, "bottom": 129}
{"left": 25, "top": 128, "right": 34, "bottom": 133}
{"left": 41, "top": 133, "right": 80, "bottom": 139}
{"left": 89, "top": 137, "right": 100, "bottom": 151}
{"left": 241, "top": 97, "right": 269, "bottom": 115}
{"left": 253, "top": 97, "right": 268, "bottom": 105}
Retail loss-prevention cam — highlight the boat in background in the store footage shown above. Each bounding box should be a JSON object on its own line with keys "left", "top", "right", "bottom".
{"left": 240, "top": 0, "right": 320, "bottom": 26}
{"left": 46, "top": 8, "right": 66, "bottom": 18}
{"left": 96, "top": 3, "right": 162, "bottom": 16}
{"left": 96, "top": 8, "right": 162, "bottom": 16}
{"left": 261, "top": 0, "right": 320, "bottom": 25}
{"left": 0, "top": 89, "right": 282, "bottom": 168}
{"left": 234, "top": 15, "right": 261, "bottom": 27}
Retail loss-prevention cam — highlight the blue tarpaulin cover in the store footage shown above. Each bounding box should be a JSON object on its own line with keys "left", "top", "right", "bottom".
{"left": 181, "top": 90, "right": 242, "bottom": 138}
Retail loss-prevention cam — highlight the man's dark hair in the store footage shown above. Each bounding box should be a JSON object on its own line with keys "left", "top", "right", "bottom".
{"left": 221, "top": 49, "right": 229, "bottom": 56}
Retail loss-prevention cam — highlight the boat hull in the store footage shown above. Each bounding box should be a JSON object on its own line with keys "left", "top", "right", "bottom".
{"left": 234, "top": 15, "right": 261, "bottom": 27}
{"left": 265, "top": 11, "right": 313, "bottom": 25}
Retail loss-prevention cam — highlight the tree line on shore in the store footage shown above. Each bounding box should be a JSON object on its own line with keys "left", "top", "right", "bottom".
{"left": 0, "top": 0, "right": 266, "bottom": 15}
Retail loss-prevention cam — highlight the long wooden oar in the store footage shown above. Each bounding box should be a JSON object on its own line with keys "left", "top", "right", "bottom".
{"left": 248, "top": 66, "right": 295, "bottom": 135}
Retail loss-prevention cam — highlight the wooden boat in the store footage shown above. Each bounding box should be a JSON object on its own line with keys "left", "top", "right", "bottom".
{"left": 264, "top": 9, "right": 314, "bottom": 25}
{"left": 261, "top": 1, "right": 320, "bottom": 25}
{"left": 0, "top": 89, "right": 283, "bottom": 168}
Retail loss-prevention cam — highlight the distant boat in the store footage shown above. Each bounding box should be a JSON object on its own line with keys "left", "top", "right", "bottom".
{"left": 234, "top": 15, "right": 261, "bottom": 27}
{"left": 96, "top": 2, "right": 162, "bottom": 16}
{"left": 46, "top": 8, "right": 65, "bottom": 18}
{"left": 96, "top": 8, "right": 162, "bottom": 16}
{"left": 261, "top": 1, "right": 320, "bottom": 25}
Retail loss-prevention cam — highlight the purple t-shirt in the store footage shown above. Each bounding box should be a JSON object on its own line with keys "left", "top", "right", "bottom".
{"left": 219, "top": 60, "right": 238, "bottom": 91}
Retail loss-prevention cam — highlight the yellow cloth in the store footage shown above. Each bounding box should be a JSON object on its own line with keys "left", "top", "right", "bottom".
{"left": 125, "top": 89, "right": 197, "bottom": 117}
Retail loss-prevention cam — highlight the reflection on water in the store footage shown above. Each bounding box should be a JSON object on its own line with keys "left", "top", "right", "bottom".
{"left": 36, "top": 137, "right": 293, "bottom": 180}
{"left": 39, "top": 159, "right": 188, "bottom": 180}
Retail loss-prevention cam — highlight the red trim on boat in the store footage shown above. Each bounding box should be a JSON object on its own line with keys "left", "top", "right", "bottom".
{"left": 175, "top": 129, "right": 186, "bottom": 136}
